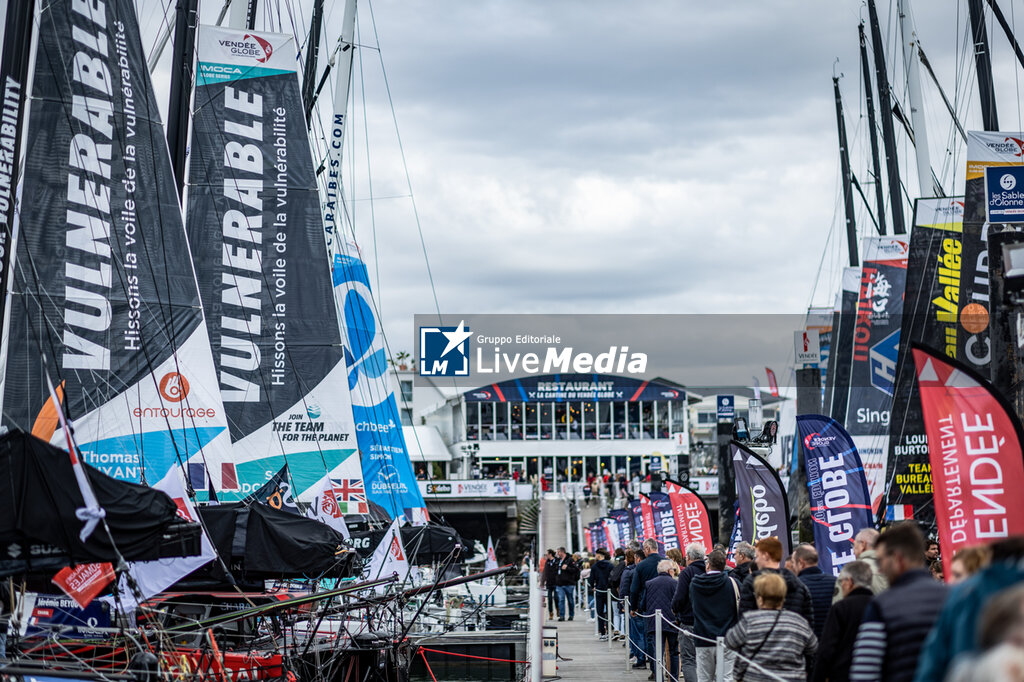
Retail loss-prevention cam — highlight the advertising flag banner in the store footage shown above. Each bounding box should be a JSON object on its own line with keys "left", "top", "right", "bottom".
{"left": 883, "top": 198, "right": 965, "bottom": 527}
{"left": 732, "top": 441, "right": 791, "bottom": 558}
{"left": 638, "top": 494, "right": 657, "bottom": 544}
{"left": 365, "top": 518, "right": 410, "bottom": 592}
{"left": 333, "top": 249, "right": 426, "bottom": 520}
{"left": 726, "top": 506, "right": 743, "bottom": 567}
{"left": 766, "top": 368, "right": 780, "bottom": 397}
{"left": 52, "top": 563, "right": 116, "bottom": 609}
{"left": 186, "top": 25, "right": 362, "bottom": 501}
{"left": 584, "top": 527, "right": 593, "bottom": 553}
{"left": 0, "top": 0, "right": 234, "bottom": 490}
{"left": 912, "top": 345, "right": 1024, "bottom": 578}
{"left": 244, "top": 465, "right": 302, "bottom": 515}
{"left": 663, "top": 480, "right": 713, "bottom": 551}
{"left": 601, "top": 519, "right": 617, "bottom": 550}
{"left": 610, "top": 509, "right": 633, "bottom": 546}
{"left": 628, "top": 499, "right": 645, "bottom": 540}
{"left": 844, "top": 237, "right": 909, "bottom": 513}
{"left": 646, "top": 491, "right": 680, "bottom": 554}
{"left": 485, "top": 537, "right": 498, "bottom": 571}
{"left": 796, "top": 415, "right": 873, "bottom": 576}
{"left": 829, "top": 268, "right": 861, "bottom": 422}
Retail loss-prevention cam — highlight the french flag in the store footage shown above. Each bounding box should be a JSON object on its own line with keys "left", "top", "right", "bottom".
{"left": 885, "top": 504, "right": 914, "bottom": 522}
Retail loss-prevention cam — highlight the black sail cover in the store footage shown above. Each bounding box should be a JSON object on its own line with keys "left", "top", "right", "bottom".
{"left": 0, "top": 430, "right": 200, "bottom": 576}
{"left": 0, "top": 0, "right": 233, "bottom": 489}
{"left": 185, "top": 26, "right": 362, "bottom": 502}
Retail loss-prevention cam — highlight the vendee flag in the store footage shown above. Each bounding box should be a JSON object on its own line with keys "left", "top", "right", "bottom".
{"left": 610, "top": 508, "right": 633, "bottom": 546}
{"left": 796, "top": 415, "right": 873, "bottom": 576}
{"left": 912, "top": 345, "right": 1024, "bottom": 578}
{"left": 732, "top": 441, "right": 791, "bottom": 558}
{"left": 664, "top": 479, "right": 713, "bottom": 551}
{"left": 638, "top": 494, "right": 656, "bottom": 541}
{"left": 628, "top": 498, "right": 645, "bottom": 540}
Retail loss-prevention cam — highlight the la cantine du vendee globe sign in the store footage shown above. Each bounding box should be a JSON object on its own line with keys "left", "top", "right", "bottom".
{"left": 416, "top": 318, "right": 648, "bottom": 380}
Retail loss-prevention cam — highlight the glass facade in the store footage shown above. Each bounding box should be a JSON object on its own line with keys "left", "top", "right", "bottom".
{"left": 464, "top": 399, "right": 685, "bottom": 441}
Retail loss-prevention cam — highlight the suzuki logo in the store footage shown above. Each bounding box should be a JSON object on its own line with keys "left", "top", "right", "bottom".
{"left": 8, "top": 543, "right": 20, "bottom": 558}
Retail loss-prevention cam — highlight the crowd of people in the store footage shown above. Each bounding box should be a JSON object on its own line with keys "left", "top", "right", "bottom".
{"left": 538, "top": 522, "right": 1024, "bottom": 682}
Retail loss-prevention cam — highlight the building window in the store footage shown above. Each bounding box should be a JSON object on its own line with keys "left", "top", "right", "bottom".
{"left": 696, "top": 411, "right": 716, "bottom": 426}
{"left": 525, "top": 403, "right": 538, "bottom": 439}
{"left": 400, "top": 408, "right": 413, "bottom": 426}
{"left": 480, "top": 402, "right": 494, "bottom": 440}
{"left": 582, "top": 401, "right": 597, "bottom": 439}
{"left": 495, "top": 402, "right": 510, "bottom": 440}
{"left": 598, "top": 402, "right": 612, "bottom": 438}
{"left": 640, "top": 401, "right": 653, "bottom": 438}
{"left": 626, "top": 402, "right": 640, "bottom": 438}
{"left": 655, "top": 401, "right": 670, "bottom": 438}
{"left": 555, "top": 403, "right": 567, "bottom": 439}
{"left": 671, "top": 402, "right": 686, "bottom": 434}
{"left": 540, "top": 403, "right": 553, "bottom": 439}
{"left": 613, "top": 402, "right": 626, "bottom": 439}
{"left": 466, "top": 402, "right": 479, "bottom": 440}
{"left": 400, "top": 380, "right": 413, "bottom": 403}
{"left": 510, "top": 402, "right": 524, "bottom": 440}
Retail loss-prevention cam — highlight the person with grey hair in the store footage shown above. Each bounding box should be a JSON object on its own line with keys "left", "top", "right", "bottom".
{"left": 832, "top": 528, "right": 888, "bottom": 603}
{"left": 731, "top": 541, "right": 757, "bottom": 584}
{"left": 645, "top": 560, "right": 680, "bottom": 680}
{"left": 673, "top": 542, "right": 707, "bottom": 682}
{"left": 631, "top": 538, "right": 665, "bottom": 670}
{"left": 812, "top": 560, "right": 874, "bottom": 682}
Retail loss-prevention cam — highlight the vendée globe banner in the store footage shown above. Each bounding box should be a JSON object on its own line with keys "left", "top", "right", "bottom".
{"left": 732, "top": 441, "right": 791, "bottom": 558}
{"left": 912, "top": 345, "right": 1024, "bottom": 578}
{"left": 647, "top": 491, "right": 680, "bottom": 554}
{"left": 628, "top": 498, "right": 645, "bottom": 540}
{"left": 638, "top": 494, "right": 657, "bottom": 545}
{"left": 610, "top": 509, "right": 633, "bottom": 546}
{"left": 796, "top": 415, "right": 873, "bottom": 576}
{"left": 663, "top": 479, "right": 713, "bottom": 551}
{"left": 333, "top": 250, "right": 426, "bottom": 521}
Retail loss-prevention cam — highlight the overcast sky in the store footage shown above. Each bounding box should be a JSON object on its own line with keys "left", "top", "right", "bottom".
{"left": 139, "top": 0, "right": 1024, "bottom": 383}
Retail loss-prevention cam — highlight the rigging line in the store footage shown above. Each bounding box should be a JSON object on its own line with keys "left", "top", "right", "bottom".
{"left": 355, "top": 18, "right": 382, "bottom": 312}
{"left": 365, "top": 0, "right": 442, "bottom": 322}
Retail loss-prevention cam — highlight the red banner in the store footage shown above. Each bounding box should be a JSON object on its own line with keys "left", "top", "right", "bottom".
{"left": 664, "top": 480, "right": 713, "bottom": 550}
{"left": 52, "top": 562, "right": 116, "bottom": 608}
{"left": 913, "top": 346, "right": 1024, "bottom": 578}
{"left": 584, "top": 528, "right": 593, "bottom": 553}
{"left": 766, "top": 367, "right": 780, "bottom": 397}
{"left": 639, "top": 495, "right": 656, "bottom": 541}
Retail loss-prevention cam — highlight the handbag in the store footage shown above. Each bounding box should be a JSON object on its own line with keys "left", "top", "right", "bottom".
{"left": 735, "top": 610, "right": 781, "bottom": 682}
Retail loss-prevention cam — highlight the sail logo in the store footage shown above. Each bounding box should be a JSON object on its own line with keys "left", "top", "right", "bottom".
{"left": 869, "top": 329, "right": 899, "bottom": 396}
{"left": 218, "top": 34, "right": 274, "bottom": 63}
{"left": 159, "top": 372, "right": 190, "bottom": 403}
{"left": 419, "top": 320, "right": 471, "bottom": 377}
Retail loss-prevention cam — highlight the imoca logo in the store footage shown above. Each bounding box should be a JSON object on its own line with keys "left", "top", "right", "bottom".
{"left": 803, "top": 432, "right": 837, "bottom": 450}
{"left": 159, "top": 372, "right": 190, "bottom": 403}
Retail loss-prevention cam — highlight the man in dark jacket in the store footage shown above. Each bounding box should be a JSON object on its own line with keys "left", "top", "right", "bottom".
{"left": 554, "top": 547, "right": 580, "bottom": 621}
{"left": 589, "top": 548, "right": 614, "bottom": 639}
{"left": 644, "top": 560, "right": 680, "bottom": 679}
{"left": 672, "top": 542, "right": 706, "bottom": 682}
{"left": 630, "top": 539, "right": 664, "bottom": 669}
{"left": 739, "top": 536, "right": 814, "bottom": 626}
{"left": 794, "top": 543, "right": 837, "bottom": 639}
{"left": 691, "top": 549, "right": 739, "bottom": 682}
{"left": 730, "top": 541, "right": 756, "bottom": 584}
{"left": 620, "top": 549, "right": 646, "bottom": 667}
{"left": 541, "top": 549, "right": 558, "bottom": 619}
{"left": 849, "top": 522, "right": 947, "bottom": 682}
{"left": 608, "top": 548, "right": 627, "bottom": 638}
{"left": 812, "top": 560, "right": 874, "bottom": 682}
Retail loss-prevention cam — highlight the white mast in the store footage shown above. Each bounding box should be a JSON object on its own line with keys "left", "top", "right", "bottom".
{"left": 899, "top": 0, "right": 936, "bottom": 198}
{"left": 322, "top": 0, "right": 358, "bottom": 258}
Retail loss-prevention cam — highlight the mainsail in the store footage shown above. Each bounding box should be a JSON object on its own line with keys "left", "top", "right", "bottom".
{"left": 185, "top": 26, "right": 362, "bottom": 500}
{"left": 0, "top": 0, "right": 233, "bottom": 489}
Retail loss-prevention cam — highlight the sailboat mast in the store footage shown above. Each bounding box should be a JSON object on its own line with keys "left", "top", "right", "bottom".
{"left": 167, "top": 0, "right": 199, "bottom": 200}
{"left": 859, "top": 23, "right": 888, "bottom": 236}
{"left": 302, "top": 0, "right": 325, "bottom": 125}
{"left": 898, "top": 0, "right": 937, "bottom": 198}
{"left": 984, "top": 0, "right": 1024, "bottom": 71}
{"left": 867, "top": 0, "right": 907, "bottom": 234}
{"left": 228, "top": 0, "right": 258, "bottom": 30}
{"left": 321, "top": 0, "right": 358, "bottom": 258}
{"left": 968, "top": 0, "right": 1000, "bottom": 130}
{"left": 833, "top": 77, "right": 859, "bottom": 268}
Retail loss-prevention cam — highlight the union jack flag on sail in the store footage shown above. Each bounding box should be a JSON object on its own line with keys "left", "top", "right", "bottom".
{"left": 331, "top": 478, "right": 369, "bottom": 515}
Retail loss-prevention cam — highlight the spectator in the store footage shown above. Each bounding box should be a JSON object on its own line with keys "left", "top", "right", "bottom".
{"left": 849, "top": 521, "right": 948, "bottom": 682}
{"left": 739, "top": 536, "right": 814, "bottom": 626}
{"left": 631, "top": 539, "right": 666, "bottom": 669}
{"left": 832, "top": 528, "right": 888, "bottom": 604}
{"left": 812, "top": 560, "right": 875, "bottom": 682}
{"left": 672, "top": 542, "right": 707, "bottom": 682}
{"left": 554, "top": 547, "right": 580, "bottom": 621}
{"left": 912, "top": 537, "right": 1024, "bottom": 682}
{"left": 609, "top": 548, "right": 627, "bottom": 639}
{"left": 926, "top": 539, "right": 940, "bottom": 563}
{"left": 946, "top": 582, "right": 1024, "bottom": 682}
{"left": 691, "top": 549, "right": 740, "bottom": 682}
{"left": 726, "top": 572, "right": 818, "bottom": 681}
{"left": 794, "top": 543, "right": 836, "bottom": 639}
{"left": 644, "top": 559, "right": 681, "bottom": 681}
{"left": 590, "top": 548, "right": 614, "bottom": 640}
{"left": 950, "top": 545, "right": 991, "bottom": 584}
{"left": 542, "top": 549, "right": 558, "bottom": 620}
{"left": 621, "top": 548, "right": 646, "bottom": 668}
{"left": 731, "top": 542, "right": 757, "bottom": 584}
{"left": 930, "top": 559, "right": 944, "bottom": 582}
{"left": 667, "top": 547, "right": 684, "bottom": 567}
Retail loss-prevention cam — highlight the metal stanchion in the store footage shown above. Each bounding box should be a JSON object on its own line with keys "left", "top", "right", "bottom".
{"left": 624, "top": 597, "right": 631, "bottom": 672}
{"left": 655, "top": 610, "right": 664, "bottom": 682}
{"left": 529, "top": 570, "right": 542, "bottom": 682}
{"left": 715, "top": 635, "right": 726, "bottom": 682}
{"left": 607, "top": 594, "right": 613, "bottom": 650}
